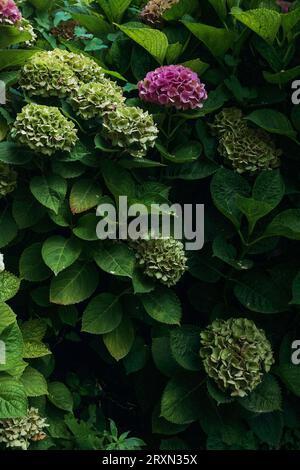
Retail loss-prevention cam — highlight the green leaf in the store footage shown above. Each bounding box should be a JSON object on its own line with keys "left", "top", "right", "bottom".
{"left": 152, "top": 336, "right": 181, "bottom": 377}
{"left": 98, "top": 0, "right": 133, "bottom": 23}
{"left": 165, "top": 158, "right": 218, "bottom": 180}
{"left": 0, "top": 271, "right": 20, "bottom": 302}
{"left": 100, "top": 159, "right": 136, "bottom": 201}
{"left": 0, "top": 26, "right": 32, "bottom": 48}
{"left": 161, "top": 375, "right": 204, "bottom": 424}
{"left": 263, "top": 66, "right": 300, "bottom": 85}
{"left": 117, "top": 24, "right": 168, "bottom": 64}
{"left": 0, "top": 142, "right": 32, "bottom": 165}
{"left": 290, "top": 271, "right": 300, "bottom": 304}
{"left": 180, "top": 58, "right": 209, "bottom": 75}
{"left": 50, "top": 262, "right": 99, "bottom": 305}
{"left": 21, "top": 319, "right": 47, "bottom": 342}
{"left": 103, "top": 316, "right": 134, "bottom": 361}
{"left": 248, "top": 412, "right": 283, "bottom": 447}
{"left": 182, "top": 21, "right": 235, "bottom": 57}
{"left": 0, "top": 49, "right": 37, "bottom": 70}
{"left": 12, "top": 191, "right": 45, "bottom": 229}
{"left": 156, "top": 141, "right": 202, "bottom": 164}
{"left": 42, "top": 236, "right": 82, "bottom": 276}
{"left": 21, "top": 366, "right": 48, "bottom": 397}
{"left": 71, "top": 13, "right": 112, "bottom": 38}
{"left": 0, "top": 377, "right": 27, "bottom": 418}
{"left": 0, "top": 302, "right": 16, "bottom": 333}
{"left": 212, "top": 235, "right": 253, "bottom": 270}
{"left": 23, "top": 341, "right": 51, "bottom": 358}
{"left": 69, "top": 179, "right": 102, "bottom": 215}
{"left": 281, "top": 6, "right": 300, "bottom": 35}
{"left": 170, "top": 326, "right": 201, "bottom": 371}
{"left": 278, "top": 363, "right": 300, "bottom": 397}
{"left": 163, "top": 0, "right": 198, "bottom": 20}
{"left": 152, "top": 404, "right": 188, "bottom": 435}
{"left": 0, "top": 207, "right": 18, "bottom": 248}
{"left": 73, "top": 214, "right": 99, "bottom": 241}
{"left": 208, "top": 0, "right": 227, "bottom": 21}
{"left": 19, "top": 242, "right": 51, "bottom": 282}
{"left": 30, "top": 174, "right": 67, "bottom": 214}
{"left": 264, "top": 209, "right": 300, "bottom": 240}
{"left": 141, "top": 287, "right": 182, "bottom": 325}
{"left": 236, "top": 170, "right": 284, "bottom": 233}
{"left": 246, "top": 109, "right": 298, "bottom": 142}
{"left": 48, "top": 381, "right": 73, "bottom": 412}
{"left": 238, "top": 375, "right": 282, "bottom": 413}
{"left": 93, "top": 242, "right": 136, "bottom": 278}
{"left": 231, "top": 7, "right": 281, "bottom": 44}
{"left": 210, "top": 168, "right": 250, "bottom": 228}
{"left": 82, "top": 293, "right": 123, "bottom": 334}
{"left": 0, "top": 322, "right": 23, "bottom": 372}
{"left": 234, "top": 271, "right": 289, "bottom": 313}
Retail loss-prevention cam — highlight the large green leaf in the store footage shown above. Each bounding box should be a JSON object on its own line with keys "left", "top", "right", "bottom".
{"left": 0, "top": 322, "right": 23, "bottom": 372}
{"left": 0, "top": 26, "right": 32, "bottom": 48}
{"left": 117, "top": 24, "right": 168, "bottom": 64}
{"left": 141, "top": 287, "right": 182, "bottom": 325}
{"left": 161, "top": 375, "right": 204, "bottom": 424}
{"left": 103, "top": 316, "right": 134, "bottom": 361}
{"left": 182, "top": 21, "right": 235, "bottom": 57}
{"left": 30, "top": 174, "right": 67, "bottom": 214}
{"left": 19, "top": 242, "right": 51, "bottom": 282}
{"left": 50, "top": 263, "right": 99, "bottom": 305}
{"left": 82, "top": 293, "right": 123, "bottom": 334}
{"left": 97, "top": 0, "right": 133, "bottom": 22}
{"left": 163, "top": 0, "right": 198, "bottom": 20}
{"left": 42, "top": 236, "right": 82, "bottom": 276}
{"left": 0, "top": 207, "right": 18, "bottom": 248}
{"left": 210, "top": 168, "right": 250, "bottom": 228}
{"left": 21, "top": 366, "right": 48, "bottom": 397}
{"left": 238, "top": 375, "right": 282, "bottom": 413}
{"left": 0, "top": 49, "right": 37, "bottom": 70}
{"left": 264, "top": 209, "right": 300, "bottom": 240}
{"left": 48, "top": 381, "right": 73, "bottom": 412}
{"left": 278, "top": 363, "right": 300, "bottom": 397}
{"left": 0, "top": 271, "right": 20, "bottom": 302}
{"left": 234, "top": 271, "right": 289, "bottom": 313}
{"left": 69, "top": 179, "right": 102, "bottom": 214}
{"left": 93, "top": 243, "right": 135, "bottom": 278}
{"left": 246, "top": 109, "right": 298, "bottom": 142}
{"left": 0, "top": 377, "right": 27, "bottom": 418}
{"left": 231, "top": 7, "right": 281, "bottom": 44}
{"left": 170, "top": 326, "right": 202, "bottom": 371}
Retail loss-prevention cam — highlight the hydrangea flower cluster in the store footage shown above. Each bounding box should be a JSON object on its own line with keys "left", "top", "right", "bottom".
{"left": 11, "top": 104, "right": 78, "bottom": 156}
{"left": 200, "top": 318, "right": 274, "bottom": 397}
{"left": 138, "top": 65, "right": 207, "bottom": 110}
{"left": 0, "top": 407, "right": 49, "bottom": 450}
{"left": 0, "top": 163, "right": 17, "bottom": 197}
{"left": 70, "top": 81, "right": 125, "bottom": 119}
{"left": 102, "top": 106, "right": 158, "bottom": 158}
{"left": 0, "top": 0, "right": 21, "bottom": 24}
{"left": 140, "top": 0, "right": 179, "bottom": 26}
{"left": 211, "top": 107, "right": 282, "bottom": 173}
{"left": 131, "top": 236, "right": 187, "bottom": 286}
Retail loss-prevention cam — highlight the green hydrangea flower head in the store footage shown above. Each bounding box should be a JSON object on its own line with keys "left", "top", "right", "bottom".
{"left": 0, "top": 407, "right": 49, "bottom": 450}
{"left": 102, "top": 105, "right": 158, "bottom": 158}
{"left": 50, "top": 49, "right": 105, "bottom": 83}
{"left": 11, "top": 103, "right": 78, "bottom": 156}
{"left": 0, "top": 163, "right": 17, "bottom": 197}
{"left": 69, "top": 79, "right": 125, "bottom": 119}
{"left": 20, "top": 51, "right": 78, "bottom": 97}
{"left": 210, "top": 107, "right": 246, "bottom": 136}
{"left": 219, "top": 127, "right": 281, "bottom": 174}
{"left": 200, "top": 317, "right": 274, "bottom": 398}
{"left": 132, "top": 236, "right": 187, "bottom": 286}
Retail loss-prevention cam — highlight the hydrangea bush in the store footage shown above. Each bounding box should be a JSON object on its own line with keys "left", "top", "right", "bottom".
{"left": 1, "top": 0, "right": 300, "bottom": 452}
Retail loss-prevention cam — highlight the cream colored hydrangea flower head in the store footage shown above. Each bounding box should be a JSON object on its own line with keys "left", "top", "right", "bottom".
{"left": 0, "top": 163, "right": 17, "bottom": 197}
{"left": 69, "top": 79, "right": 125, "bottom": 119}
{"left": 211, "top": 108, "right": 282, "bottom": 173}
{"left": 132, "top": 236, "right": 187, "bottom": 286}
{"left": 200, "top": 318, "right": 274, "bottom": 397}
{"left": 11, "top": 103, "right": 78, "bottom": 156}
{"left": 20, "top": 49, "right": 105, "bottom": 97}
{"left": 140, "top": 0, "right": 180, "bottom": 26}
{"left": 0, "top": 407, "right": 49, "bottom": 450}
{"left": 102, "top": 105, "right": 158, "bottom": 158}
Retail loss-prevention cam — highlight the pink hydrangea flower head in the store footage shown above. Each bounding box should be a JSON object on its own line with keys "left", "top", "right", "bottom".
{"left": 138, "top": 65, "right": 208, "bottom": 110}
{"left": 276, "top": 0, "right": 292, "bottom": 13}
{"left": 0, "top": 0, "right": 22, "bottom": 24}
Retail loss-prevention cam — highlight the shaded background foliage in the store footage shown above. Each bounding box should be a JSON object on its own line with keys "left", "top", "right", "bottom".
{"left": 1, "top": 0, "right": 300, "bottom": 450}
